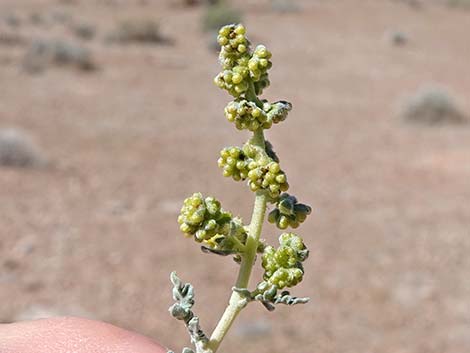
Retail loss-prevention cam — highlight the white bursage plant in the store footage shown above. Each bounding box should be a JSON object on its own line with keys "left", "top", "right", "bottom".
{"left": 168, "top": 24, "right": 312, "bottom": 353}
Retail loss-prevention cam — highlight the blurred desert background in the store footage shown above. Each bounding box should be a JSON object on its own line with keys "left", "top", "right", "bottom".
{"left": 1, "top": 0, "right": 470, "bottom": 352}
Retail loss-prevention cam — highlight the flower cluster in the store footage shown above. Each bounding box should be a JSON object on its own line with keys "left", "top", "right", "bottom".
{"left": 214, "top": 24, "right": 273, "bottom": 98}
{"left": 218, "top": 143, "right": 288, "bottom": 198}
{"left": 268, "top": 193, "right": 312, "bottom": 229}
{"left": 178, "top": 193, "right": 247, "bottom": 252}
{"left": 224, "top": 99, "right": 293, "bottom": 131}
{"left": 261, "top": 233, "right": 308, "bottom": 289}
{"left": 218, "top": 146, "right": 249, "bottom": 181}
{"left": 214, "top": 24, "right": 251, "bottom": 97}
{"left": 225, "top": 99, "right": 270, "bottom": 131}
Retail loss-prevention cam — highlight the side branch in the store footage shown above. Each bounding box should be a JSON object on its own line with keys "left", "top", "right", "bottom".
{"left": 169, "top": 272, "right": 211, "bottom": 353}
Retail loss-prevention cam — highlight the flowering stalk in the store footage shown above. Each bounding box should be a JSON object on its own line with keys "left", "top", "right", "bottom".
{"left": 169, "top": 24, "right": 312, "bottom": 353}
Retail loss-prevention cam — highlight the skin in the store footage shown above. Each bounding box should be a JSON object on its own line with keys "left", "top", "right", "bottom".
{"left": 0, "top": 317, "right": 167, "bottom": 353}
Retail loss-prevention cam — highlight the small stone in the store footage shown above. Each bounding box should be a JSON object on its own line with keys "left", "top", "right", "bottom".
{"left": 0, "top": 129, "right": 46, "bottom": 168}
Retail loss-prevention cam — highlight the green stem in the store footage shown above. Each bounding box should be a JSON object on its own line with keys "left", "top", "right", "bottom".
{"left": 207, "top": 128, "right": 267, "bottom": 353}
{"left": 246, "top": 81, "right": 264, "bottom": 108}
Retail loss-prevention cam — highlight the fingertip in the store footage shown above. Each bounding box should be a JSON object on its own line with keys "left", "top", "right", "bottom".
{"left": 0, "top": 316, "right": 168, "bottom": 353}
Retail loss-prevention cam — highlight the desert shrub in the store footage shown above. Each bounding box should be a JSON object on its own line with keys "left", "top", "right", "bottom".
{"left": 29, "top": 12, "right": 47, "bottom": 26}
{"left": 4, "top": 13, "right": 21, "bottom": 28}
{"left": 385, "top": 30, "right": 408, "bottom": 46}
{"left": 202, "top": 2, "right": 242, "bottom": 32}
{"left": 448, "top": 0, "right": 470, "bottom": 8}
{"left": 401, "top": 86, "right": 467, "bottom": 125}
{"left": 22, "top": 39, "right": 97, "bottom": 73}
{"left": 393, "top": 0, "right": 422, "bottom": 9}
{"left": 0, "top": 129, "right": 46, "bottom": 168}
{"left": 0, "top": 31, "right": 25, "bottom": 46}
{"left": 181, "top": 0, "right": 201, "bottom": 5}
{"left": 108, "top": 19, "right": 170, "bottom": 44}
{"left": 71, "top": 22, "right": 97, "bottom": 40}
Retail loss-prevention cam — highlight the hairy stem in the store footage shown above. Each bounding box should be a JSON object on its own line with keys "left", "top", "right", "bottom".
{"left": 208, "top": 127, "right": 267, "bottom": 352}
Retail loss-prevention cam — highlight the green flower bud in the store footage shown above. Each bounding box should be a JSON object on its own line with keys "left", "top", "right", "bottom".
{"left": 254, "top": 45, "right": 270, "bottom": 58}
{"left": 237, "top": 44, "right": 247, "bottom": 53}
{"left": 268, "top": 209, "right": 279, "bottom": 224}
{"left": 219, "top": 26, "right": 231, "bottom": 37}
{"left": 268, "top": 162, "right": 280, "bottom": 174}
{"left": 217, "top": 35, "right": 229, "bottom": 46}
{"left": 277, "top": 216, "right": 289, "bottom": 229}
{"left": 234, "top": 24, "right": 245, "bottom": 35}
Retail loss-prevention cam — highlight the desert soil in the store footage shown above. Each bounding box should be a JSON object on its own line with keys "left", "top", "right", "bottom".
{"left": 1, "top": 1, "right": 470, "bottom": 352}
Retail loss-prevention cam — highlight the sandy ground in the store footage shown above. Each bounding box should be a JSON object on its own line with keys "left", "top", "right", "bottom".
{"left": 1, "top": 1, "right": 470, "bottom": 352}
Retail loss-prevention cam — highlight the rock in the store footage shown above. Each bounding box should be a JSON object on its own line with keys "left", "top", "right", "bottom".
{"left": 0, "top": 128, "right": 46, "bottom": 168}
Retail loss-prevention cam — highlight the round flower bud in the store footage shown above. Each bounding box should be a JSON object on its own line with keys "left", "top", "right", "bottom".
{"left": 234, "top": 24, "right": 245, "bottom": 35}
{"left": 254, "top": 45, "right": 271, "bottom": 59}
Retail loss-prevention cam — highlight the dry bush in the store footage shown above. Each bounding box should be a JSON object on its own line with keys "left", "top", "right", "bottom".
{"left": 401, "top": 86, "right": 467, "bottom": 125}
{"left": 385, "top": 30, "right": 408, "bottom": 46}
{"left": 3, "top": 13, "right": 22, "bottom": 28}
{"left": 390, "top": 0, "right": 423, "bottom": 9}
{"left": 108, "top": 18, "right": 171, "bottom": 44}
{"left": 29, "top": 12, "right": 47, "bottom": 26}
{"left": 181, "top": 0, "right": 201, "bottom": 6}
{"left": 0, "top": 129, "right": 46, "bottom": 168}
{"left": 71, "top": 22, "right": 97, "bottom": 40}
{"left": 22, "top": 39, "right": 97, "bottom": 73}
{"left": 448, "top": 0, "right": 470, "bottom": 8}
{"left": 0, "top": 31, "right": 25, "bottom": 46}
{"left": 202, "top": 2, "right": 242, "bottom": 32}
